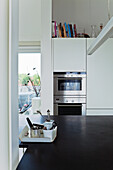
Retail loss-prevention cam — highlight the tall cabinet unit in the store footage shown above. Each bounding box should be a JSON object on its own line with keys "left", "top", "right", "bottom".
{"left": 87, "top": 38, "right": 113, "bottom": 115}
{"left": 53, "top": 38, "right": 86, "bottom": 72}
{"left": 41, "top": 0, "right": 53, "bottom": 114}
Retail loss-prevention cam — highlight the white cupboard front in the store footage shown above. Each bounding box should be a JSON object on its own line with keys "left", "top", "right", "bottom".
{"left": 87, "top": 38, "right": 113, "bottom": 112}
{"left": 53, "top": 38, "right": 86, "bottom": 72}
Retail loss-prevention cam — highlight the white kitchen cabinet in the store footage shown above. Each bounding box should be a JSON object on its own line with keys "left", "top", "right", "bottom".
{"left": 87, "top": 38, "right": 113, "bottom": 110}
{"left": 53, "top": 38, "right": 86, "bottom": 72}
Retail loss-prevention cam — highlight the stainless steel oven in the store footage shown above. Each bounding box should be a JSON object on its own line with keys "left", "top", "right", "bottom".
{"left": 54, "top": 72, "right": 86, "bottom": 115}
{"left": 54, "top": 96, "right": 86, "bottom": 115}
{"left": 54, "top": 72, "right": 86, "bottom": 96}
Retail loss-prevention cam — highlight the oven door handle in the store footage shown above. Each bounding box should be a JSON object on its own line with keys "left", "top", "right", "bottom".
{"left": 57, "top": 77, "right": 81, "bottom": 80}
{"left": 58, "top": 105, "right": 81, "bottom": 107}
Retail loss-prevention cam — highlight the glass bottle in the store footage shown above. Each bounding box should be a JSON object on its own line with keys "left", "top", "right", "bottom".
{"left": 98, "top": 23, "right": 103, "bottom": 36}
{"left": 100, "top": 23, "right": 103, "bottom": 32}
{"left": 91, "top": 25, "right": 96, "bottom": 38}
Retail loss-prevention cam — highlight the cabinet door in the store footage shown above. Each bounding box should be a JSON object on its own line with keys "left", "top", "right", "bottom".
{"left": 53, "top": 38, "right": 86, "bottom": 72}
{"left": 87, "top": 38, "right": 113, "bottom": 109}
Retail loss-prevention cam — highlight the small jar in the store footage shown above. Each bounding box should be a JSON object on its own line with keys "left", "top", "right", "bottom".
{"left": 91, "top": 25, "right": 96, "bottom": 38}
{"left": 30, "top": 127, "right": 40, "bottom": 138}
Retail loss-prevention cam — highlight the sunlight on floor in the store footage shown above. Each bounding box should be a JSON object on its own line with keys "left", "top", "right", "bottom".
{"left": 19, "top": 148, "right": 27, "bottom": 162}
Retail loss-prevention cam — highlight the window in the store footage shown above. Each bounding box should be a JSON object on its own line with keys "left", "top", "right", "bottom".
{"left": 18, "top": 53, "right": 41, "bottom": 115}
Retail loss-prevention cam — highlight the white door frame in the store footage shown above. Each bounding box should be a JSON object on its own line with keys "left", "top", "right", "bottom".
{"left": 0, "top": 0, "right": 19, "bottom": 169}
{"left": 9, "top": 0, "right": 19, "bottom": 169}
{"left": 9, "top": 0, "right": 19, "bottom": 170}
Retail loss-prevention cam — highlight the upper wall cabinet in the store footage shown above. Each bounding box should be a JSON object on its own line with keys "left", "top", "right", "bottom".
{"left": 19, "top": 0, "right": 41, "bottom": 42}
{"left": 53, "top": 38, "right": 86, "bottom": 72}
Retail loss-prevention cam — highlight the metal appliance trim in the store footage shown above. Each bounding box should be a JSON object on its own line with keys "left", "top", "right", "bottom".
{"left": 54, "top": 72, "right": 86, "bottom": 96}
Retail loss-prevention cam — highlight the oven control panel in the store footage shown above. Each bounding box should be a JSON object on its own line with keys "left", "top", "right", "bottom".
{"left": 54, "top": 96, "right": 86, "bottom": 104}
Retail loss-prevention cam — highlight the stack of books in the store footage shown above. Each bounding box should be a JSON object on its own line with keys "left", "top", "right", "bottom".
{"left": 52, "top": 21, "right": 77, "bottom": 38}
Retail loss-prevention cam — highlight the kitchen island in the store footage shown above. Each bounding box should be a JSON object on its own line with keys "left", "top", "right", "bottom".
{"left": 17, "top": 116, "right": 113, "bottom": 170}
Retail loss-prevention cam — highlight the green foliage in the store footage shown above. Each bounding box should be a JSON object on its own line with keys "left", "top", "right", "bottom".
{"left": 19, "top": 74, "right": 30, "bottom": 85}
{"left": 19, "top": 74, "right": 40, "bottom": 86}
{"left": 33, "top": 74, "right": 40, "bottom": 86}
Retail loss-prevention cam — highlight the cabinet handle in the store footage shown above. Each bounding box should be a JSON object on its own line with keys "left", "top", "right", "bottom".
{"left": 59, "top": 105, "right": 81, "bottom": 107}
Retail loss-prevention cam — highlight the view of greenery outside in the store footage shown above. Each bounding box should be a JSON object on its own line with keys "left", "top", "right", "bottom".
{"left": 18, "top": 73, "right": 41, "bottom": 114}
{"left": 33, "top": 74, "right": 40, "bottom": 86}
{"left": 18, "top": 53, "right": 41, "bottom": 114}
{"left": 19, "top": 74, "right": 41, "bottom": 86}
{"left": 19, "top": 74, "right": 30, "bottom": 85}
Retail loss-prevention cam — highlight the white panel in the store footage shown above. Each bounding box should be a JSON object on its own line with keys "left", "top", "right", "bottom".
{"left": 19, "top": 0, "right": 41, "bottom": 41}
{"left": 87, "top": 38, "right": 113, "bottom": 109}
{"left": 89, "top": 0, "right": 108, "bottom": 29}
{"left": 53, "top": 38, "right": 86, "bottom": 72}
{"left": 87, "top": 109, "right": 113, "bottom": 115}
{"left": 41, "top": 0, "right": 53, "bottom": 114}
{"left": 0, "top": 0, "right": 9, "bottom": 169}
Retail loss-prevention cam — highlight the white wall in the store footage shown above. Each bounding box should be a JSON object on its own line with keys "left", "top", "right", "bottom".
{"left": 19, "top": 0, "right": 41, "bottom": 42}
{"left": 53, "top": 0, "right": 113, "bottom": 36}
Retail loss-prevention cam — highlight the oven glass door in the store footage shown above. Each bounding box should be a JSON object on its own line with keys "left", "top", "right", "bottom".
{"left": 54, "top": 77, "right": 86, "bottom": 96}
{"left": 58, "top": 78, "right": 81, "bottom": 91}
{"left": 58, "top": 103, "right": 82, "bottom": 115}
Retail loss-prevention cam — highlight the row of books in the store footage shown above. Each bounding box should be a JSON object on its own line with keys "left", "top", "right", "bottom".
{"left": 52, "top": 21, "right": 77, "bottom": 38}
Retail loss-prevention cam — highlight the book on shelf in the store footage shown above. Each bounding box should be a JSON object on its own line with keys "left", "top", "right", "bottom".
{"left": 52, "top": 21, "right": 58, "bottom": 38}
{"left": 52, "top": 21, "right": 81, "bottom": 38}
{"left": 58, "top": 23, "right": 62, "bottom": 38}
{"left": 52, "top": 21, "right": 55, "bottom": 38}
{"left": 61, "top": 23, "right": 64, "bottom": 37}
{"left": 73, "top": 24, "right": 77, "bottom": 37}
{"left": 64, "top": 22, "right": 68, "bottom": 37}
{"left": 68, "top": 24, "right": 71, "bottom": 37}
{"left": 54, "top": 21, "right": 57, "bottom": 37}
{"left": 69, "top": 24, "right": 73, "bottom": 37}
{"left": 63, "top": 24, "right": 67, "bottom": 37}
{"left": 72, "top": 24, "right": 75, "bottom": 37}
{"left": 56, "top": 23, "right": 59, "bottom": 38}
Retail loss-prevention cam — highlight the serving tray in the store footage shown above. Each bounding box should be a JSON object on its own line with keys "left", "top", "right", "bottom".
{"left": 19, "top": 125, "right": 57, "bottom": 143}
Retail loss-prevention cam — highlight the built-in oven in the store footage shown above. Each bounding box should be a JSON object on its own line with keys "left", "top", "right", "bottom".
{"left": 54, "top": 72, "right": 86, "bottom": 115}
{"left": 54, "top": 72, "right": 86, "bottom": 96}
{"left": 54, "top": 96, "right": 86, "bottom": 116}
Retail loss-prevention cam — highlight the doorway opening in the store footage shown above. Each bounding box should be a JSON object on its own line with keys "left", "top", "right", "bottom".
{"left": 18, "top": 53, "right": 41, "bottom": 115}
